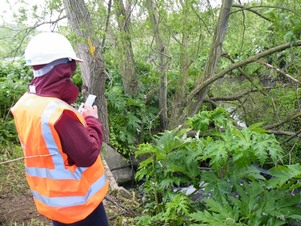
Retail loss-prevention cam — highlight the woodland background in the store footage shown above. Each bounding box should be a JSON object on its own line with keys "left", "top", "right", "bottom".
{"left": 1, "top": 0, "right": 301, "bottom": 225}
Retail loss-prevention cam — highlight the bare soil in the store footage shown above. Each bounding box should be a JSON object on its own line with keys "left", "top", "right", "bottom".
{"left": 0, "top": 195, "right": 51, "bottom": 225}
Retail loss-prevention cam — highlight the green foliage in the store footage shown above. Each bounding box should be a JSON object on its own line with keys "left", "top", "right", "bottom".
{"left": 0, "top": 119, "right": 18, "bottom": 145}
{"left": 268, "top": 164, "right": 301, "bottom": 190}
{"left": 106, "top": 86, "right": 158, "bottom": 156}
{"left": 134, "top": 107, "right": 301, "bottom": 225}
{"left": 71, "top": 67, "right": 83, "bottom": 90}
{"left": 0, "top": 145, "right": 23, "bottom": 163}
{"left": 0, "top": 60, "right": 32, "bottom": 145}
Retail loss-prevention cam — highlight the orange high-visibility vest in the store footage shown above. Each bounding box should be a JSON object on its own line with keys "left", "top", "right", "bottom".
{"left": 11, "top": 93, "right": 109, "bottom": 223}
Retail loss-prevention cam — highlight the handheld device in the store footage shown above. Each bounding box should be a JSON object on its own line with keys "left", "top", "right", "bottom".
{"left": 78, "top": 94, "right": 97, "bottom": 112}
{"left": 85, "top": 94, "right": 97, "bottom": 107}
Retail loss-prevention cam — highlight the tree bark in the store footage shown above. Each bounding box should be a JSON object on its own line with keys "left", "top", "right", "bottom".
{"left": 186, "top": 0, "right": 233, "bottom": 118}
{"left": 63, "top": 0, "right": 110, "bottom": 143}
{"left": 114, "top": 0, "right": 138, "bottom": 96}
{"left": 169, "top": 0, "right": 192, "bottom": 129}
{"left": 145, "top": 0, "right": 168, "bottom": 130}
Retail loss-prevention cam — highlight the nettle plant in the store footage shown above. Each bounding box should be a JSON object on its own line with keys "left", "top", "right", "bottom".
{"left": 134, "top": 107, "right": 301, "bottom": 226}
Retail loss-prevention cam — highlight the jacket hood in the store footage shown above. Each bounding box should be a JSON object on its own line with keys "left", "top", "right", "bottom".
{"left": 29, "top": 60, "right": 79, "bottom": 104}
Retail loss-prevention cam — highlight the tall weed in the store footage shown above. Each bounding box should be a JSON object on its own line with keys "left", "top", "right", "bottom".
{"left": 135, "top": 107, "right": 301, "bottom": 225}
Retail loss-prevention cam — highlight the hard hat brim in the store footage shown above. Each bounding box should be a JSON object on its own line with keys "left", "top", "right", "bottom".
{"left": 72, "top": 57, "right": 84, "bottom": 63}
{"left": 25, "top": 57, "right": 83, "bottom": 66}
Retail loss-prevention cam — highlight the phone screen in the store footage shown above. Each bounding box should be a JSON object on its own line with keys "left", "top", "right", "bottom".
{"left": 85, "top": 94, "right": 97, "bottom": 106}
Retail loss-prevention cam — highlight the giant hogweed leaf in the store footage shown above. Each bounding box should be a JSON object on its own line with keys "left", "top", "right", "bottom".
{"left": 261, "top": 190, "right": 301, "bottom": 221}
{"left": 247, "top": 122, "right": 266, "bottom": 133}
{"left": 253, "top": 143, "right": 268, "bottom": 166}
{"left": 230, "top": 129, "right": 256, "bottom": 168}
{"left": 204, "top": 140, "right": 229, "bottom": 171}
{"left": 190, "top": 210, "right": 223, "bottom": 225}
{"left": 210, "top": 107, "right": 230, "bottom": 128}
{"left": 233, "top": 181, "right": 264, "bottom": 217}
{"left": 273, "top": 193, "right": 301, "bottom": 220}
{"left": 212, "top": 180, "right": 233, "bottom": 201}
{"left": 155, "top": 128, "right": 191, "bottom": 154}
{"left": 190, "top": 197, "right": 241, "bottom": 225}
{"left": 159, "top": 178, "right": 181, "bottom": 191}
{"left": 267, "top": 164, "right": 301, "bottom": 188}
{"left": 230, "top": 127, "right": 283, "bottom": 167}
{"left": 135, "top": 143, "right": 158, "bottom": 156}
{"left": 265, "top": 136, "right": 283, "bottom": 164}
{"left": 252, "top": 133, "right": 283, "bottom": 165}
{"left": 202, "top": 171, "right": 232, "bottom": 201}
{"left": 163, "top": 194, "right": 191, "bottom": 219}
{"left": 229, "top": 165, "right": 266, "bottom": 183}
{"left": 189, "top": 111, "right": 211, "bottom": 132}
{"left": 188, "top": 107, "right": 230, "bottom": 133}
{"left": 202, "top": 171, "right": 219, "bottom": 193}
{"left": 167, "top": 149, "right": 200, "bottom": 179}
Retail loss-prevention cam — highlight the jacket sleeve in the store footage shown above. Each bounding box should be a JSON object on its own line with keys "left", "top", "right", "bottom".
{"left": 54, "top": 109, "right": 104, "bottom": 167}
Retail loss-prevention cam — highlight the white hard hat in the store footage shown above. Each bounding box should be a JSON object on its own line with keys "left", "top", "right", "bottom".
{"left": 25, "top": 32, "right": 83, "bottom": 66}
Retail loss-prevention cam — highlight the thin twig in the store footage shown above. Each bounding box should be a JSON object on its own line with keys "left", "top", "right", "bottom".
{"left": 257, "top": 60, "right": 301, "bottom": 84}
{"left": 0, "top": 157, "right": 24, "bottom": 165}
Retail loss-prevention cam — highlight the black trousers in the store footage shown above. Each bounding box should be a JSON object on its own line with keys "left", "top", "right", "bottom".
{"left": 52, "top": 202, "right": 109, "bottom": 226}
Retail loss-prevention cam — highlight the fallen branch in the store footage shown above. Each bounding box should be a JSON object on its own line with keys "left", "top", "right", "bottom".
{"left": 105, "top": 195, "right": 137, "bottom": 217}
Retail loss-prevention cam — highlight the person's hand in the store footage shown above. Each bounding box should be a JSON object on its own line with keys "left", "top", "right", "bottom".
{"left": 81, "top": 105, "right": 98, "bottom": 119}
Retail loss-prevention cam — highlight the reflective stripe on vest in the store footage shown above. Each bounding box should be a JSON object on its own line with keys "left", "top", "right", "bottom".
{"left": 31, "top": 173, "right": 107, "bottom": 207}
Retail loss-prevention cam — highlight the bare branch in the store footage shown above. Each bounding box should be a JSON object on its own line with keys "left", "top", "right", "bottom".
{"left": 222, "top": 53, "right": 271, "bottom": 97}
{"left": 188, "top": 40, "right": 301, "bottom": 101}
{"left": 5, "top": 16, "right": 67, "bottom": 58}
{"left": 267, "top": 130, "right": 298, "bottom": 136}
{"left": 231, "top": 4, "right": 273, "bottom": 22}
{"left": 101, "top": 0, "right": 112, "bottom": 50}
{"left": 280, "top": 129, "right": 301, "bottom": 144}
{"left": 263, "top": 112, "right": 301, "bottom": 130}
{"left": 191, "top": 5, "right": 213, "bottom": 36}
{"left": 256, "top": 60, "right": 301, "bottom": 84}
{"left": 234, "top": 5, "right": 301, "bottom": 17}
{"left": 265, "top": 129, "right": 301, "bottom": 145}
{"left": 210, "top": 86, "right": 274, "bottom": 102}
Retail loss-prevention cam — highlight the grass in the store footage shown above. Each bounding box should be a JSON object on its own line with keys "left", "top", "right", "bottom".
{"left": 0, "top": 145, "right": 29, "bottom": 196}
{"left": 10, "top": 219, "right": 48, "bottom": 226}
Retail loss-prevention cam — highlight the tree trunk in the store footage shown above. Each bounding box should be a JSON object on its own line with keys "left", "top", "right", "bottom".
{"left": 145, "top": 0, "right": 168, "bottom": 130}
{"left": 63, "top": 0, "right": 110, "bottom": 143}
{"left": 169, "top": 0, "right": 191, "bottom": 129}
{"left": 114, "top": 0, "right": 138, "bottom": 96}
{"left": 186, "top": 0, "right": 233, "bottom": 118}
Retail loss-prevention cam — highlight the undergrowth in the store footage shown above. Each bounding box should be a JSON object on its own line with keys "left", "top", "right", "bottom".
{"left": 134, "top": 107, "right": 301, "bottom": 226}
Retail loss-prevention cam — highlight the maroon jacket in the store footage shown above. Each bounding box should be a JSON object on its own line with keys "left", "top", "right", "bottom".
{"left": 29, "top": 60, "right": 104, "bottom": 167}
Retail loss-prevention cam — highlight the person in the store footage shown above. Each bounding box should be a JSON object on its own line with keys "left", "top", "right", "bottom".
{"left": 11, "top": 32, "right": 109, "bottom": 226}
